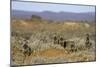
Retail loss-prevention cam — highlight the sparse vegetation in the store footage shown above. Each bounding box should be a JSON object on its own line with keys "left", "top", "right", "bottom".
{"left": 11, "top": 15, "right": 96, "bottom": 65}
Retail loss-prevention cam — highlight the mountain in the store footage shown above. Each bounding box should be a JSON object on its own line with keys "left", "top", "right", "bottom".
{"left": 12, "top": 10, "right": 95, "bottom": 22}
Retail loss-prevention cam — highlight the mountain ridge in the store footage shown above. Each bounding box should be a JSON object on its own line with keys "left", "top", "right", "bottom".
{"left": 12, "top": 10, "right": 95, "bottom": 22}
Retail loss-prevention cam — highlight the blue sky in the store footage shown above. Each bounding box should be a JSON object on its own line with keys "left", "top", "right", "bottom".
{"left": 12, "top": 1, "right": 95, "bottom": 13}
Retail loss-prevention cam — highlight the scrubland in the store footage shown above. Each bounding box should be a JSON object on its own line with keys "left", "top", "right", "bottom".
{"left": 11, "top": 17, "right": 96, "bottom": 65}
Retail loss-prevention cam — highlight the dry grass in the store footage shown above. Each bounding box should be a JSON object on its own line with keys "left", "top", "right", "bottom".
{"left": 11, "top": 18, "right": 96, "bottom": 65}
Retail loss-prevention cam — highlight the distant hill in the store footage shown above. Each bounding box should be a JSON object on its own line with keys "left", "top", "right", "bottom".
{"left": 12, "top": 10, "right": 95, "bottom": 22}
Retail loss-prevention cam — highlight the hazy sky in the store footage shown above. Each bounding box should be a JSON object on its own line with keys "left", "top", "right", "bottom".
{"left": 12, "top": 1, "right": 95, "bottom": 13}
